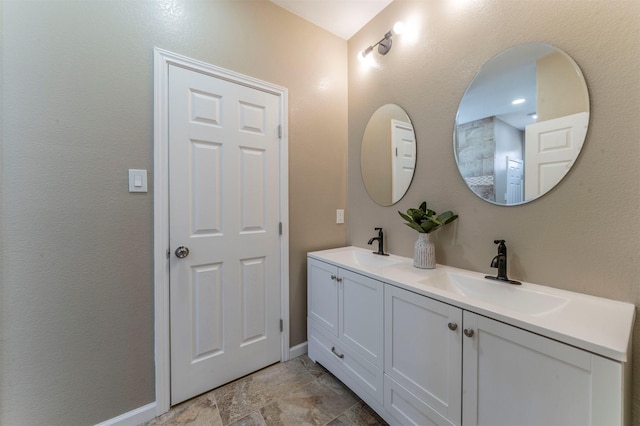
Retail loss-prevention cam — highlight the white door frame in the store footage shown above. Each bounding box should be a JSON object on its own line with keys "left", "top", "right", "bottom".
{"left": 153, "top": 47, "right": 289, "bottom": 416}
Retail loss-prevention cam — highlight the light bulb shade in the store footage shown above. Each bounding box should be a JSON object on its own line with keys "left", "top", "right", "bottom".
{"left": 393, "top": 21, "right": 405, "bottom": 35}
{"left": 358, "top": 45, "right": 375, "bottom": 62}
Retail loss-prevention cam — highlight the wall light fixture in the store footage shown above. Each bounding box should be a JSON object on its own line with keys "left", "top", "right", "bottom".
{"left": 358, "top": 21, "right": 405, "bottom": 61}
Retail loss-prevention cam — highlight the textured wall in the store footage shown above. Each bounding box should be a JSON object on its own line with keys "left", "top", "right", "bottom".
{"left": 348, "top": 0, "right": 640, "bottom": 422}
{"left": 0, "top": 1, "right": 347, "bottom": 424}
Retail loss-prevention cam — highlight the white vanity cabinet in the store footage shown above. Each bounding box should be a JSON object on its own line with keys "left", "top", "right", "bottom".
{"left": 307, "top": 247, "right": 633, "bottom": 426}
{"left": 462, "top": 311, "right": 627, "bottom": 426}
{"left": 307, "top": 258, "right": 385, "bottom": 410}
{"left": 384, "top": 284, "right": 628, "bottom": 426}
{"left": 384, "top": 284, "right": 462, "bottom": 426}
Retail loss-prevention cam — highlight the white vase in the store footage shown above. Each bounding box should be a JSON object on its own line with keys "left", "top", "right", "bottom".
{"left": 414, "top": 233, "right": 436, "bottom": 269}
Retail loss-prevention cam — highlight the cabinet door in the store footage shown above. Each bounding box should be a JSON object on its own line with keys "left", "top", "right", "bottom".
{"left": 339, "top": 268, "right": 384, "bottom": 369}
{"left": 307, "top": 258, "right": 339, "bottom": 336}
{"left": 462, "top": 311, "right": 623, "bottom": 426}
{"left": 385, "top": 285, "right": 463, "bottom": 426}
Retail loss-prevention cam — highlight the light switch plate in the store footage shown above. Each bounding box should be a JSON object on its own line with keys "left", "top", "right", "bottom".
{"left": 128, "top": 169, "right": 148, "bottom": 193}
{"left": 336, "top": 209, "right": 345, "bottom": 224}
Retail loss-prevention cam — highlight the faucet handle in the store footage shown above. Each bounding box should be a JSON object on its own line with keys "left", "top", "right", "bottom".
{"left": 493, "top": 239, "right": 505, "bottom": 245}
{"left": 375, "top": 227, "right": 382, "bottom": 231}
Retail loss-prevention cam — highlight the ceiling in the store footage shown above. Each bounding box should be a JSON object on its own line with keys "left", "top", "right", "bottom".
{"left": 270, "top": 0, "right": 394, "bottom": 40}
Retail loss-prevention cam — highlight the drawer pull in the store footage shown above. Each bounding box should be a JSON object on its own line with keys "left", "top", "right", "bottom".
{"left": 464, "top": 329, "right": 475, "bottom": 338}
{"left": 448, "top": 322, "right": 458, "bottom": 331}
{"left": 331, "top": 346, "right": 345, "bottom": 359}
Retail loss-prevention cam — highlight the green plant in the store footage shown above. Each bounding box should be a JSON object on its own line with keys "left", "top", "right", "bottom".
{"left": 398, "top": 201, "right": 459, "bottom": 234}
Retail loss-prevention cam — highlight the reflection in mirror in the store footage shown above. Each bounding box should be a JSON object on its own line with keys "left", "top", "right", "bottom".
{"left": 454, "top": 43, "right": 589, "bottom": 205}
{"left": 361, "top": 104, "right": 416, "bottom": 206}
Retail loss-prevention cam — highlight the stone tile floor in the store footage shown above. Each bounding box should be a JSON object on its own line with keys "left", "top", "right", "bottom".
{"left": 143, "top": 355, "right": 387, "bottom": 426}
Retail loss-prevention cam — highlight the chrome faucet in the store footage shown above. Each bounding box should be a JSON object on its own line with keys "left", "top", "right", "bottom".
{"left": 485, "top": 239, "right": 521, "bottom": 285}
{"left": 368, "top": 227, "right": 389, "bottom": 256}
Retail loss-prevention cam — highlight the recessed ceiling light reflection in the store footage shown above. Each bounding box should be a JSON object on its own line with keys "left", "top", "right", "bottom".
{"left": 512, "top": 98, "right": 526, "bottom": 105}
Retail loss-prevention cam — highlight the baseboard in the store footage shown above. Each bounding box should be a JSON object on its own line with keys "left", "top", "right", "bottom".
{"left": 95, "top": 402, "right": 157, "bottom": 426}
{"left": 289, "top": 341, "right": 308, "bottom": 359}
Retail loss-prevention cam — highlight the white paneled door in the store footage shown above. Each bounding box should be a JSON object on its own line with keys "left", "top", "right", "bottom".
{"left": 524, "top": 111, "right": 588, "bottom": 201}
{"left": 506, "top": 157, "right": 523, "bottom": 204}
{"left": 391, "top": 119, "right": 416, "bottom": 203}
{"left": 168, "top": 64, "right": 282, "bottom": 404}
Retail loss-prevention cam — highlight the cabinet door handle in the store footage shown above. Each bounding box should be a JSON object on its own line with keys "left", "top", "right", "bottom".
{"left": 463, "top": 329, "right": 475, "bottom": 338}
{"left": 336, "top": 277, "right": 343, "bottom": 283}
{"left": 448, "top": 322, "right": 458, "bottom": 331}
{"left": 330, "top": 274, "right": 337, "bottom": 280}
{"left": 331, "top": 346, "right": 345, "bottom": 359}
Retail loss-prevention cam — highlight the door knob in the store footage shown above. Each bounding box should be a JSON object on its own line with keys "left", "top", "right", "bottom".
{"left": 463, "top": 329, "right": 475, "bottom": 338}
{"left": 175, "top": 246, "right": 190, "bottom": 258}
{"left": 448, "top": 322, "right": 458, "bottom": 331}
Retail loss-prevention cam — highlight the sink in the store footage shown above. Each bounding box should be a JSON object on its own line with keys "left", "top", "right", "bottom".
{"left": 352, "top": 251, "right": 403, "bottom": 268}
{"left": 318, "top": 248, "right": 403, "bottom": 269}
{"left": 420, "top": 271, "right": 570, "bottom": 316}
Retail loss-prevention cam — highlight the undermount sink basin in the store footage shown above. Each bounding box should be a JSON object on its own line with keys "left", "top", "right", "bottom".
{"left": 319, "top": 248, "right": 403, "bottom": 269}
{"left": 420, "top": 271, "right": 570, "bottom": 316}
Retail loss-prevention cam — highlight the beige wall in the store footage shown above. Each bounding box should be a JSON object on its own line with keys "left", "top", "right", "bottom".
{"left": 0, "top": 1, "right": 347, "bottom": 424}
{"left": 537, "top": 50, "right": 590, "bottom": 121}
{"left": 348, "top": 0, "right": 640, "bottom": 422}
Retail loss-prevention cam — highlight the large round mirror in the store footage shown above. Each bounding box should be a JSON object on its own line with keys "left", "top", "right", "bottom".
{"left": 361, "top": 104, "right": 416, "bottom": 206}
{"left": 454, "top": 43, "right": 589, "bottom": 205}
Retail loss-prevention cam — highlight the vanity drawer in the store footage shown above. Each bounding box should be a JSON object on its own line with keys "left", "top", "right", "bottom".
{"left": 308, "top": 318, "right": 341, "bottom": 373}
{"left": 384, "top": 374, "right": 456, "bottom": 426}
{"left": 308, "top": 318, "right": 384, "bottom": 407}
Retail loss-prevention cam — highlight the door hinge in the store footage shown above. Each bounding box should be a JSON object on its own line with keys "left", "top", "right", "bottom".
{"left": 280, "top": 319, "right": 284, "bottom": 332}
{"left": 277, "top": 124, "right": 282, "bottom": 139}
{"left": 279, "top": 222, "right": 283, "bottom": 235}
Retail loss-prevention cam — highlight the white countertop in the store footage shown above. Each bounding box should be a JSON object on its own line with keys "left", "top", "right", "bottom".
{"left": 308, "top": 246, "right": 636, "bottom": 362}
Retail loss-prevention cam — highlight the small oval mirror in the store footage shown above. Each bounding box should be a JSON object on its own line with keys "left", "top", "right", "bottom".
{"left": 454, "top": 43, "right": 589, "bottom": 205}
{"left": 361, "top": 104, "right": 416, "bottom": 206}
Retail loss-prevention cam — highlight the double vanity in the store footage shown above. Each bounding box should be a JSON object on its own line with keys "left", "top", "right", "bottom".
{"left": 307, "top": 246, "right": 635, "bottom": 425}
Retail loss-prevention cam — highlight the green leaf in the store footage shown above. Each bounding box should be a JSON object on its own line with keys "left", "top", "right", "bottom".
{"left": 426, "top": 209, "right": 436, "bottom": 217}
{"left": 405, "top": 222, "right": 425, "bottom": 233}
{"left": 411, "top": 211, "right": 424, "bottom": 223}
{"left": 443, "top": 214, "right": 459, "bottom": 225}
{"left": 420, "top": 220, "right": 436, "bottom": 233}
{"left": 419, "top": 201, "right": 427, "bottom": 212}
{"left": 398, "top": 211, "right": 412, "bottom": 222}
{"left": 436, "top": 211, "right": 454, "bottom": 222}
{"left": 437, "top": 211, "right": 458, "bottom": 225}
{"left": 426, "top": 216, "right": 441, "bottom": 225}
